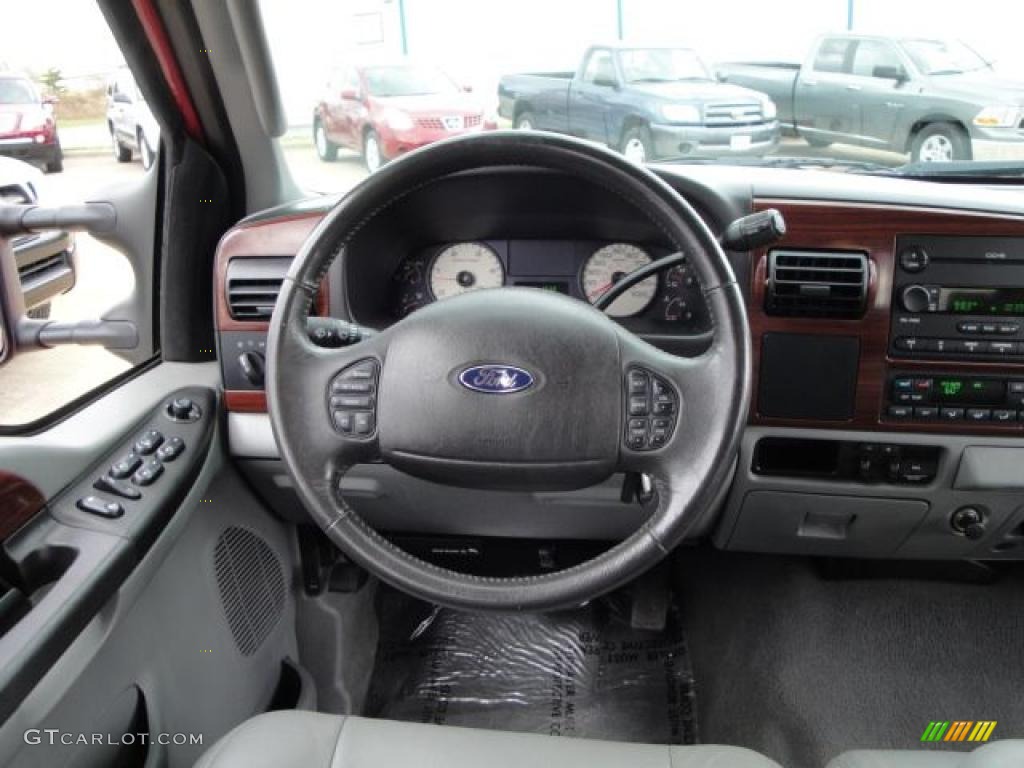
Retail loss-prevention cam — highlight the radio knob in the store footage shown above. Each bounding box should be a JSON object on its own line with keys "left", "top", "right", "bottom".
{"left": 901, "top": 285, "right": 932, "bottom": 313}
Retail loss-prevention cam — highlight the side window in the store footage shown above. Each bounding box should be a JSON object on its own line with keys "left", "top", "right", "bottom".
{"left": 582, "top": 51, "right": 616, "bottom": 85}
{"left": 851, "top": 40, "right": 905, "bottom": 78}
{"left": 0, "top": 9, "right": 156, "bottom": 427}
{"left": 813, "top": 38, "right": 854, "bottom": 74}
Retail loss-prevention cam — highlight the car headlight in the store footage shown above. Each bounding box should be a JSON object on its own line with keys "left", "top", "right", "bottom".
{"left": 383, "top": 109, "right": 414, "bottom": 131}
{"left": 762, "top": 99, "right": 777, "bottom": 121}
{"left": 660, "top": 104, "right": 701, "bottom": 124}
{"left": 974, "top": 105, "right": 1022, "bottom": 128}
{"left": 20, "top": 109, "right": 49, "bottom": 132}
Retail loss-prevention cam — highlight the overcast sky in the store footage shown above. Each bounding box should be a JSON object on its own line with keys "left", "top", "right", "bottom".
{"left": 2, "top": 0, "right": 1021, "bottom": 124}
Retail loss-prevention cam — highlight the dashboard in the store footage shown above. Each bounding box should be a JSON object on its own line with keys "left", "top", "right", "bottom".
{"left": 214, "top": 162, "right": 1024, "bottom": 563}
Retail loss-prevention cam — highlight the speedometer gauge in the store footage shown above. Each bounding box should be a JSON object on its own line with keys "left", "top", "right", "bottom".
{"left": 582, "top": 243, "right": 657, "bottom": 318}
{"left": 429, "top": 242, "right": 505, "bottom": 300}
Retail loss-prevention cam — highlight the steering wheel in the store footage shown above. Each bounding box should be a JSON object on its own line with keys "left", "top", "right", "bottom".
{"left": 267, "top": 131, "right": 750, "bottom": 612}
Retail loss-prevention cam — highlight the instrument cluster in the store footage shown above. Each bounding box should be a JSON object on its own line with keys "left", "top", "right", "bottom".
{"left": 391, "top": 239, "right": 710, "bottom": 333}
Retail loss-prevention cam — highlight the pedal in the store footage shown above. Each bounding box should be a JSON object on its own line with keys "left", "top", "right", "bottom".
{"left": 630, "top": 564, "right": 670, "bottom": 631}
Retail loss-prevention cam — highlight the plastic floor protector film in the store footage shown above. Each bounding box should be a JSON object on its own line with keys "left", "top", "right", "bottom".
{"left": 365, "top": 587, "right": 698, "bottom": 744}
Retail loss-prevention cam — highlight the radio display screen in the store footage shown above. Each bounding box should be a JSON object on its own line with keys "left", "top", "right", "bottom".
{"left": 934, "top": 378, "right": 1006, "bottom": 404}
{"left": 940, "top": 287, "right": 1024, "bottom": 316}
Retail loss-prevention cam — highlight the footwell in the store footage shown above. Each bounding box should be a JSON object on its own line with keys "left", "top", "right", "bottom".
{"left": 365, "top": 587, "right": 698, "bottom": 744}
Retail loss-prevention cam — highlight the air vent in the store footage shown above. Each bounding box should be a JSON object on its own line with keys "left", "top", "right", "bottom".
{"left": 18, "top": 251, "right": 71, "bottom": 288}
{"left": 766, "top": 249, "right": 869, "bottom": 318}
{"left": 225, "top": 257, "right": 292, "bottom": 321}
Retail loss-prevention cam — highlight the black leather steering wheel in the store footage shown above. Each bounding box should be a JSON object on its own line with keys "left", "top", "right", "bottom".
{"left": 267, "top": 131, "right": 750, "bottom": 612}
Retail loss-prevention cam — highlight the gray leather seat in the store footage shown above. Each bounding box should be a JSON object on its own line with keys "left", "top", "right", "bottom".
{"left": 827, "top": 741, "right": 1024, "bottom": 768}
{"left": 195, "top": 712, "right": 782, "bottom": 768}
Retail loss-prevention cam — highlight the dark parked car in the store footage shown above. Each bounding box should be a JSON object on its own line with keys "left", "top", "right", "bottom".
{"left": 0, "top": 156, "right": 75, "bottom": 318}
{"left": 498, "top": 44, "right": 780, "bottom": 163}
{"left": 0, "top": 73, "right": 63, "bottom": 173}
{"left": 313, "top": 62, "right": 497, "bottom": 172}
{"left": 718, "top": 35, "right": 1024, "bottom": 163}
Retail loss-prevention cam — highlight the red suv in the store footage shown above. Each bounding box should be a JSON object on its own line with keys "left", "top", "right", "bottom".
{"left": 0, "top": 73, "right": 62, "bottom": 173}
{"left": 313, "top": 63, "right": 496, "bottom": 172}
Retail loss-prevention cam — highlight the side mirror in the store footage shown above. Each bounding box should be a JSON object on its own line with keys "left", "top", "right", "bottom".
{"left": 715, "top": 69, "right": 728, "bottom": 82}
{"left": 593, "top": 76, "right": 619, "bottom": 89}
{"left": 113, "top": 92, "right": 132, "bottom": 104}
{"left": 0, "top": 204, "right": 137, "bottom": 369}
{"left": 873, "top": 65, "right": 908, "bottom": 84}
{"left": 461, "top": 83, "right": 474, "bottom": 93}
{"left": 340, "top": 87, "right": 360, "bottom": 101}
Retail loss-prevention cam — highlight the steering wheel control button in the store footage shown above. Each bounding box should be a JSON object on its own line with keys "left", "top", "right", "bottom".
{"left": 166, "top": 397, "right": 201, "bottom": 422}
{"left": 628, "top": 371, "right": 649, "bottom": 394}
{"left": 133, "top": 430, "right": 164, "bottom": 455}
{"left": 131, "top": 458, "right": 164, "bottom": 486}
{"left": 77, "top": 496, "right": 124, "bottom": 519}
{"left": 354, "top": 412, "right": 375, "bottom": 435}
{"left": 110, "top": 453, "right": 142, "bottom": 479}
{"left": 156, "top": 436, "right": 185, "bottom": 462}
{"left": 624, "top": 367, "right": 678, "bottom": 451}
{"left": 93, "top": 475, "right": 142, "bottom": 500}
{"left": 330, "top": 359, "right": 379, "bottom": 438}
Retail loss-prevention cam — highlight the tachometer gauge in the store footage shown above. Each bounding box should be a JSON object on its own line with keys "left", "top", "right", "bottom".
{"left": 429, "top": 242, "right": 505, "bottom": 300}
{"left": 582, "top": 243, "right": 657, "bottom": 318}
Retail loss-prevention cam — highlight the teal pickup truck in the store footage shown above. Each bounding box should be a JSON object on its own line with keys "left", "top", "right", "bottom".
{"left": 719, "top": 34, "right": 1024, "bottom": 163}
{"left": 498, "top": 44, "right": 780, "bottom": 163}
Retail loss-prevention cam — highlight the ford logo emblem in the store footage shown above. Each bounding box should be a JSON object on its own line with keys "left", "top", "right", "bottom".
{"left": 458, "top": 364, "right": 535, "bottom": 394}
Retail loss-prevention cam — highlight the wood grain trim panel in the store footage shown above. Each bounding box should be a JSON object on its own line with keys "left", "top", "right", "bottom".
{"left": 214, "top": 212, "right": 329, "bottom": 333}
{"left": 0, "top": 471, "right": 45, "bottom": 541}
{"left": 749, "top": 199, "right": 1024, "bottom": 434}
{"left": 223, "top": 391, "right": 268, "bottom": 412}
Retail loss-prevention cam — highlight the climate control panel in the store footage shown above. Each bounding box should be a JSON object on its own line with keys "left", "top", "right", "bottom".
{"left": 885, "top": 373, "right": 1024, "bottom": 425}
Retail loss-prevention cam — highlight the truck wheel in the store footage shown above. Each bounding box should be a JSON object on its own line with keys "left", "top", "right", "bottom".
{"left": 514, "top": 112, "right": 536, "bottom": 131}
{"left": 44, "top": 139, "right": 64, "bottom": 173}
{"left": 139, "top": 130, "right": 155, "bottom": 170}
{"left": 110, "top": 125, "right": 132, "bottom": 163}
{"left": 27, "top": 303, "right": 51, "bottom": 320}
{"left": 621, "top": 125, "right": 653, "bottom": 164}
{"left": 912, "top": 123, "right": 969, "bottom": 163}
{"left": 314, "top": 119, "right": 338, "bottom": 162}
{"left": 363, "top": 129, "right": 384, "bottom": 173}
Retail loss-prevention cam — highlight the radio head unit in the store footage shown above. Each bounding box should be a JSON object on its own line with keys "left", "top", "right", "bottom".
{"left": 890, "top": 236, "right": 1024, "bottom": 361}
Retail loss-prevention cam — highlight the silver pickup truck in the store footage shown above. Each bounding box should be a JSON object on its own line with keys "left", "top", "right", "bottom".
{"left": 719, "top": 34, "right": 1024, "bottom": 163}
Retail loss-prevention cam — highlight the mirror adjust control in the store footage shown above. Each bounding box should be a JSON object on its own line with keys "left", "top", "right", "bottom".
{"left": 131, "top": 458, "right": 164, "bottom": 486}
{"left": 134, "top": 430, "right": 164, "bottom": 455}
{"left": 110, "top": 453, "right": 142, "bottom": 479}
{"left": 77, "top": 496, "right": 124, "bottom": 519}
{"left": 94, "top": 475, "right": 142, "bottom": 500}
{"left": 155, "top": 436, "right": 185, "bottom": 462}
{"left": 167, "top": 397, "right": 200, "bottom": 422}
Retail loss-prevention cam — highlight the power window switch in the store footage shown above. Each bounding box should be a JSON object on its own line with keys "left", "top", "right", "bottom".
{"left": 156, "top": 436, "right": 185, "bottom": 462}
{"left": 77, "top": 496, "right": 124, "bottom": 519}
{"left": 94, "top": 475, "right": 142, "bottom": 500}
{"left": 110, "top": 454, "right": 142, "bottom": 479}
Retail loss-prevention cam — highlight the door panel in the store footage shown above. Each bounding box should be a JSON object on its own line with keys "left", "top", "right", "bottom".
{"left": 796, "top": 37, "right": 858, "bottom": 143}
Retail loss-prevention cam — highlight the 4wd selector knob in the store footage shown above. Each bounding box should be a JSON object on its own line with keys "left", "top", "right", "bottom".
{"left": 900, "top": 284, "right": 932, "bottom": 313}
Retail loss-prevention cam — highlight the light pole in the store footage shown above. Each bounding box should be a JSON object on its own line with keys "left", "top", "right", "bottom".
{"left": 398, "top": 0, "right": 409, "bottom": 55}
{"left": 616, "top": 0, "right": 624, "bottom": 41}
{"left": 847, "top": 0, "right": 854, "bottom": 31}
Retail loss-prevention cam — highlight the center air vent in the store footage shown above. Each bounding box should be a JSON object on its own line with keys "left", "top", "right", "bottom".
{"left": 225, "top": 257, "right": 292, "bottom": 321}
{"left": 766, "top": 249, "right": 869, "bottom": 318}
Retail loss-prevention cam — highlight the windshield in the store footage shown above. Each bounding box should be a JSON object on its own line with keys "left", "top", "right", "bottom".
{"left": 0, "top": 78, "right": 38, "bottom": 104}
{"left": 364, "top": 65, "right": 460, "bottom": 98}
{"left": 259, "top": 1, "right": 1024, "bottom": 188}
{"left": 620, "top": 49, "right": 711, "bottom": 83}
{"left": 901, "top": 38, "right": 989, "bottom": 75}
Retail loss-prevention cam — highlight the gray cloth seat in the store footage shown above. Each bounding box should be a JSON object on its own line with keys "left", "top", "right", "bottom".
{"left": 827, "top": 741, "right": 1024, "bottom": 768}
{"left": 195, "top": 712, "right": 783, "bottom": 768}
